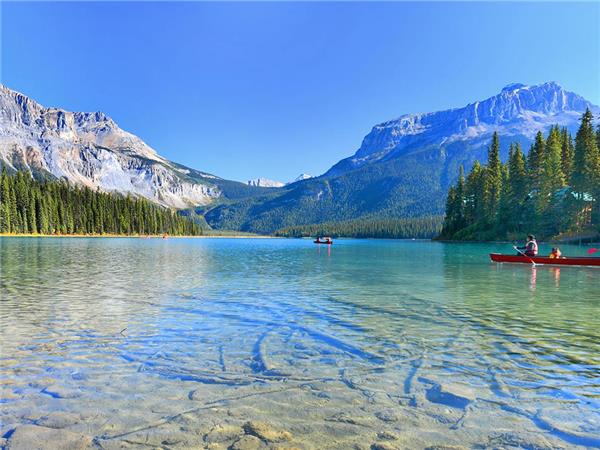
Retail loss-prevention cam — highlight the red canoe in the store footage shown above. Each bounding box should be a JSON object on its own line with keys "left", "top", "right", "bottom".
{"left": 490, "top": 253, "right": 600, "bottom": 267}
{"left": 314, "top": 240, "right": 333, "bottom": 245}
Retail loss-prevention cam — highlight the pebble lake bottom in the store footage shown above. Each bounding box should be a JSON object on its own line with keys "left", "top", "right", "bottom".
{"left": 0, "top": 237, "right": 599, "bottom": 449}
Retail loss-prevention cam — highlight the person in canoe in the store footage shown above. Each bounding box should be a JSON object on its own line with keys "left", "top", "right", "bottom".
{"left": 516, "top": 234, "right": 538, "bottom": 257}
{"left": 549, "top": 247, "right": 563, "bottom": 259}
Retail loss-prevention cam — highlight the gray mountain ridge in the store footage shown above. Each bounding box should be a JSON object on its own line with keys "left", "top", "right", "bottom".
{"left": 326, "top": 81, "right": 594, "bottom": 177}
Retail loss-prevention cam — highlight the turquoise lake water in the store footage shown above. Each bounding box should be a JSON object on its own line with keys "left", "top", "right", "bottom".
{"left": 1, "top": 237, "right": 599, "bottom": 449}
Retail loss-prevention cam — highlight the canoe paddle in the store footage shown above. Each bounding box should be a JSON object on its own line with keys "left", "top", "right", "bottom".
{"left": 513, "top": 245, "right": 537, "bottom": 267}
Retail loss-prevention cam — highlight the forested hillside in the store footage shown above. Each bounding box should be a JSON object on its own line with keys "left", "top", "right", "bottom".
{"left": 275, "top": 216, "right": 442, "bottom": 239}
{"left": 439, "top": 109, "right": 600, "bottom": 241}
{"left": 204, "top": 156, "right": 445, "bottom": 233}
{"left": 0, "top": 169, "right": 202, "bottom": 236}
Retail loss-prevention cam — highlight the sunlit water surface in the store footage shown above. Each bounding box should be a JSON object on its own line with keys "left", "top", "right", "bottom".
{"left": 1, "top": 238, "right": 599, "bottom": 449}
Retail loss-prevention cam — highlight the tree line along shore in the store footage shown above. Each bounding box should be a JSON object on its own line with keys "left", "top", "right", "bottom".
{"left": 275, "top": 216, "right": 442, "bottom": 239}
{"left": 0, "top": 169, "right": 202, "bottom": 236}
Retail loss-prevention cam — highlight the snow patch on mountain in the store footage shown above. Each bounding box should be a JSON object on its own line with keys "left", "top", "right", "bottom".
{"left": 247, "top": 173, "right": 312, "bottom": 187}
{"left": 247, "top": 177, "right": 285, "bottom": 188}
{"left": 290, "top": 173, "right": 312, "bottom": 183}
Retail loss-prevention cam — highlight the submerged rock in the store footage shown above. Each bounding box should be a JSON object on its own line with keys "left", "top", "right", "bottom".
{"left": 424, "top": 381, "right": 475, "bottom": 409}
{"left": 41, "top": 384, "right": 82, "bottom": 399}
{"left": 371, "top": 443, "right": 400, "bottom": 450}
{"left": 425, "top": 446, "right": 469, "bottom": 450}
{"left": 189, "top": 389, "right": 205, "bottom": 401}
{"left": 6, "top": 425, "right": 91, "bottom": 450}
{"left": 377, "top": 431, "right": 399, "bottom": 441}
{"left": 243, "top": 421, "right": 292, "bottom": 443}
{"left": 205, "top": 424, "right": 243, "bottom": 444}
{"left": 486, "top": 432, "right": 558, "bottom": 450}
{"left": 230, "top": 434, "right": 264, "bottom": 450}
{"left": 374, "top": 410, "right": 400, "bottom": 423}
{"left": 37, "top": 412, "right": 81, "bottom": 429}
{"left": 328, "top": 412, "right": 365, "bottom": 425}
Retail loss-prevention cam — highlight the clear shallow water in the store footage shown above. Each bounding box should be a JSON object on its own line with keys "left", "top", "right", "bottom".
{"left": 1, "top": 237, "right": 599, "bottom": 449}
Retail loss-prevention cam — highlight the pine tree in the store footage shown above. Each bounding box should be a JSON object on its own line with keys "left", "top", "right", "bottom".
{"left": 527, "top": 131, "right": 545, "bottom": 188}
{"left": 0, "top": 167, "right": 11, "bottom": 233}
{"left": 464, "top": 161, "right": 485, "bottom": 225}
{"left": 509, "top": 143, "right": 528, "bottom": 200}
{"left": 28, "top": 194, "right": 37, "bottom": 234}
{"left": 540, "top": 126, "right": 566, "bottom": 200}
{"left": 537, "top": 126, "right": 566, "bottom": 235}
{"left": 441, "top": 186, "right": 458, "bottom": 237}
{"left": 455, "top": 165, "right": 466, "bottom": 231}
{"left": 36, "top": 193, "right": 48, "bottom": 234}
{"left": 495, "top": 160, "right": 512, "bottom": 234}
{"left": 561, "top": 127, "right": 574, "bottom": 183}
{"left": 8, "top": 178, "right": 18, "bottom": 232}
{"left": 572, "top": 108, "right": 599, "bottom": 227}
{"left": 483, "top": 132, "right": 502, "bottom": 224}
{"left": 572, "top": 109, "right": 597, "bottom": 192}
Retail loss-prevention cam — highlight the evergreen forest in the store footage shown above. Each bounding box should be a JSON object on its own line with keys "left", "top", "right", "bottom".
{"left": 439, "top": 109, "right": 600, "bottom": 241}
{"left": 0, "top": 169, "right": 202, "bottom": 236}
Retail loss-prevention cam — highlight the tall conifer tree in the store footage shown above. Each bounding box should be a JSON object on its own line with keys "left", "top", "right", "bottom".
{"left": 561, "top": 127, "right": 574, "bottom": 183}
{"left": 483, "top": 132, "right": 502, "bottom": 223}
{"left": 572, "top": 109, "right": 599, "bottom": 226}
{"left": 527, "top": 131, "right": 545, "bottom": 188}
{"left": 541, "top": 126, "right": 566, "bottom": 198}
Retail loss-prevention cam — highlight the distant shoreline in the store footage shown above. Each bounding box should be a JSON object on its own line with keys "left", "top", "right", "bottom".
{"left": 3, "top": 234, "right": 596, "bottom": 245}
{"left": 0, "top": 233, "right": 274, "bottom": 239}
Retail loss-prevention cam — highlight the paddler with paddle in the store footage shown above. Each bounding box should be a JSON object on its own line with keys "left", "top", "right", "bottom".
{"left": 515, "top": 234, "right": 538, "bottom": 257}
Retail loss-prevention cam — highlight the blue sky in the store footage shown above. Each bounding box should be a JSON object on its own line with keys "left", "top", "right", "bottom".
{"left": 2, "top": 2, "right": 599, "bottom": 183}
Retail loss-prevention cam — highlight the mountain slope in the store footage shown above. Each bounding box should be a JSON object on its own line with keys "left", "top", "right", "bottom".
{"left": 327, "top": 81, "right": 592, "bottom": 177}
{"left": 0, "top": 84, "right": 266, "bottom": 208}
{"left": 205, "top": 82, "right": 599, "bottom": 233}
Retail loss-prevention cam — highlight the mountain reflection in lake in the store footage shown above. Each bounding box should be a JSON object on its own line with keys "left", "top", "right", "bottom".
{"left": 1, "top": 238, "right": 599, "bottom": 449}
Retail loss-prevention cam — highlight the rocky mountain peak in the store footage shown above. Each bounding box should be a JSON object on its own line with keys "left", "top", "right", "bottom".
{"left": 338, "top": 81, "right": 597, "bottom": 171}
{"left": 501, "top": 82, "right": 528, "bottom": 92}
{"left": 0, "top": 84, "right": 224, "bottom": 208}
